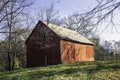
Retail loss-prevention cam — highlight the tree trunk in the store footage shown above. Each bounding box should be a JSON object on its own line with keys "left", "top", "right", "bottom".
{"left": 12, "top": 52, "right": 15, "bottom": 70}
{"left": 7, "top": 52, "right": 11, "bottom": 71}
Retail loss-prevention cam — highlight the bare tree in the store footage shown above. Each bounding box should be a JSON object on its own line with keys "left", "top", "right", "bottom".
{"left": 36, "top": 4, "right": 61, "bottom": 25}
{"left": 111, "top": 41, "right": 120, "bottom": 59}
{"left": 62, "top": 0, "right": 120, "bottom": 37}
{"left": 63, "top": 13, "right": 94, "bottom": 37}
{"left": 77, "top": 0, "right": 120, "bottom": 32}
{"left": 0, "top": 0, "right": 34, "bottom": 71}
{"left": 11, "top": 28, "right": 30, "bottom": 69}
{"left": 0, "top": 0, "right": 10, "bottom": 23}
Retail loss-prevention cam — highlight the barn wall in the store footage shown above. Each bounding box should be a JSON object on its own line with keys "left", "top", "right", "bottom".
{"left": 60, "top": 40, "right": 94, "bottom": 64}
{"left": 26, "top": 22, "right": 61, "bottom": 67}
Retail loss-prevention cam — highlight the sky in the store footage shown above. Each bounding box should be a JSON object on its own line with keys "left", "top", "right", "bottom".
{"left": 30, "top": 0, "right": 120, "bottom": 41}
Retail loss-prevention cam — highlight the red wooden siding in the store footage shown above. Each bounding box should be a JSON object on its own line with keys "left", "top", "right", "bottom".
{"left": 60, "top": 40, "right": 94, "bottom": 64}
{"left": 26, "top": 22, "right": 61, "bottom": 67}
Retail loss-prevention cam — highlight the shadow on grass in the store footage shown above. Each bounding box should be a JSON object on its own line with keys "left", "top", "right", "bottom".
{"left": 86, "top": 62, "right": 120, "bottom": 78}
{"left": 21, "top": 64, "right": 120, "bottom": 79}
{"left": 1, "top": 61, "right": 120, "bottom": 80}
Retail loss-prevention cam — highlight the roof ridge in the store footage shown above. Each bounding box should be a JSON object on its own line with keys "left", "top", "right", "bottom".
{"left": 42, "top": 21, "right": 94, "bottom": 45}
{"left": 43, "top": 21, "right": 77, "bottom": 33}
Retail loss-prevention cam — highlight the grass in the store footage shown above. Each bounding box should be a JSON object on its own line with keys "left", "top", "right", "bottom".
{"left": 0, "top": 60, "right": 120, "bottom": 80}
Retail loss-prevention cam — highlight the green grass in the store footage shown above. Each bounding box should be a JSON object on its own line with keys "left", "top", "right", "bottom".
{"left": 0, "top": 60, "right": 120, "bottom": 80}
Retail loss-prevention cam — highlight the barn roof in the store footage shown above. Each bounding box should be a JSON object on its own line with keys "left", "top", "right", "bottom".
{"left": 42, "top": 21, "right": 94, "bottom": 45}
{"left": 25, "top": 21, "right": 94, "bottom": 45}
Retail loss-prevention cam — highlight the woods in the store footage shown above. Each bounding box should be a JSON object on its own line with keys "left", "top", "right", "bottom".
{"left": 92, "top": 36, "right": 120, "bottom": 60}
{"left": 0, "top": 0, "right": 34, "bottom": 71}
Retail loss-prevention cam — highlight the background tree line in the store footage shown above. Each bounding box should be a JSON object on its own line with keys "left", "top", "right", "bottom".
{"left": 91, "top": 35, "right": 120, "bottom": 60}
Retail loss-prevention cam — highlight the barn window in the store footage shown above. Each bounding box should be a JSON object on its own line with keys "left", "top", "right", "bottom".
{"left": 36, "top": 26, "right": 46, "bottom": 42}
{"left": 37, "top": 34, "right": 45, "bottom": 42}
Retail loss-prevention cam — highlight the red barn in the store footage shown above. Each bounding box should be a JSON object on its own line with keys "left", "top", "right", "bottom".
{"left": 25, "top": 20, "right": 94, "bottom": 67}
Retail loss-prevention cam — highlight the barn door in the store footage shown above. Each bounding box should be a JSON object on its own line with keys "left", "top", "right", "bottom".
{"left": 86, "top": 47, "right": 94, "bottom": 61}
{"left": 34, "top": 48, "right": 45, "bottom": 66}
{"left": 47, "top": 47, "right": 61, "bottom": 65}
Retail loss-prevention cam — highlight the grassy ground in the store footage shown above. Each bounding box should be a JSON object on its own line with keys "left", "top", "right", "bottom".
{"left": 0, "top": 60, "right": 120, "bottom": 80}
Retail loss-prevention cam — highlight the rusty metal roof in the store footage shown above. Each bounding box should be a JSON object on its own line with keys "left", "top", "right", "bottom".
{"left": 43, "top": 22, "right": 94, "bottom": 45}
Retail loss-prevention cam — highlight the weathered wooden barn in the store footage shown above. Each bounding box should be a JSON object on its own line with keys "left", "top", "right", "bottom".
{"left": 25, "top": 20, "right": 94, "bottom": 67}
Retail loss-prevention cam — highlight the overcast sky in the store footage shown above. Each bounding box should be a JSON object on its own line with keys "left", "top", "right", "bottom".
{"left": 30, "top": 0, "right": 120, "bottom": 41}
